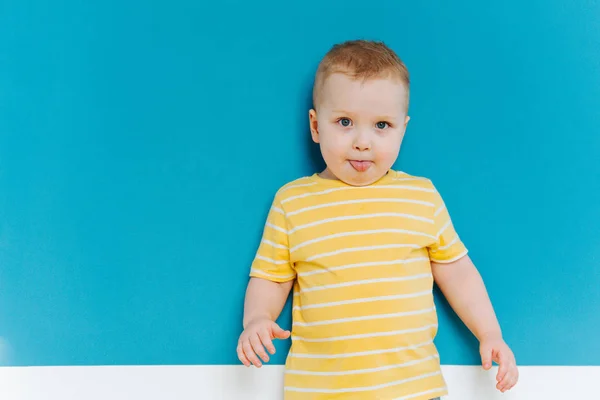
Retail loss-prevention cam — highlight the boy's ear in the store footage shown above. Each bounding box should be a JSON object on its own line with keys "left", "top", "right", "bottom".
{"left": 402, "top": 115, "right": 411, "bottom": 133}
{"left": 309, "top": 109, "right": 319, "bottom": 143}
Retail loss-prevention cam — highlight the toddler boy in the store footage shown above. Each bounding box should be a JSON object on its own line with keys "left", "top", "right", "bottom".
{"left": 237, "top": 40, "right": 518, "bottom": 400}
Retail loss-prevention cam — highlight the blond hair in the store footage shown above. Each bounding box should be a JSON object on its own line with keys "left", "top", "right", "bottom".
{"left": 312, "top": 40, "right": 410, "bottom": 110}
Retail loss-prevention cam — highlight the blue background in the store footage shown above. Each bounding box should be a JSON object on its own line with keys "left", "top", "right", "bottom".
{"left": 1, "top": 0, "right": 599, "bottom": 367}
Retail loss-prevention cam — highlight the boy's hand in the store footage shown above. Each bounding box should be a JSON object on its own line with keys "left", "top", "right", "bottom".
{"left": 479, "top": 334, "right": 519, "bottom": 393}
{"left": 237, "top": 317, "right": 290, "bottom": 368}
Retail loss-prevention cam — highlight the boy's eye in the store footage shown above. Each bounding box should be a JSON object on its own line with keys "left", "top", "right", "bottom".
{"left": 376, "top": 121, "right": 389, "bottom": 129}
{"left": 338, "top": 118, "right": 352, "bottom": 127}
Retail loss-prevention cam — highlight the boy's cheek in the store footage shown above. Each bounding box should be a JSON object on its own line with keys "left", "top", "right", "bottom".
{"left": 321, "top": 147, "right": 343, "bottom": 164}
{"left": 321, "top": 136, "right": 349, "bottom": 155}
{"left": 377, "top": 146, "right": 401, "bottom": 162}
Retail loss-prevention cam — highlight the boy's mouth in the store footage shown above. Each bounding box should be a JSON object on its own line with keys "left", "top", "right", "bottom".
{"left": 349, "top": 160, "right": 372, "bottom": 172}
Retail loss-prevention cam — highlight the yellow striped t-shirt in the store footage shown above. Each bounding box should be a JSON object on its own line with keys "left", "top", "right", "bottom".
{"left": 249, "top": 169, "right": 468, "bottom": 400}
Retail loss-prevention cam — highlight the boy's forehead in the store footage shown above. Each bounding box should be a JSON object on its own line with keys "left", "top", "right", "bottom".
{"left": 320, "top": 73, "right": 408, "bottom": 114}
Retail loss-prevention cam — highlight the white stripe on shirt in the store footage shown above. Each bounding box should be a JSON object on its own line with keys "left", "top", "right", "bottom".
{"left": 284, "top": 371, "right": 441, "bottom": 393}
{"left": 292, "top": 307, "right": 435, "bottom": 327}
{"left": 255, "top": 255, "right": 289, "bottom": 265}
{"left": 279, "top": 181, "right": 317, "bottom": 193}
{"left": 266, "top": 222, "right": 287, "bottom": 234}
{"left": 287, "top": 198, "right": 435, "bottom": 217}
{"left": 250, "top": 268, "right": 294, "bottom": 280}
{"left": 270, "top": 206, "right": 284, "bottom": 214}
{"left": 286, "top": 354, "right": 438, "bottom": 375}
{"left": 291, "top": 229, "right": 436, "bottom": 253}
{"left": 393, "top": 387, "right": 447, "bottom": 400}
{"left": 434, "top": 204, "right": 445, "bottom": 217}
{"left": 291, "top": 324, "right": 438, "bottom": 343}
{"left": 294, "top": 274, "right": 431, "bottom": 295}
{"left": 436, "top": 220, "right": 452, "bottom": 238}
{"left": 430, "top": 249, "right": 468, "bottom": 264}
{"left": 282, "top": 185, "right": 435, "bottom": 204}
{"left": 288, "top": 340, "right": 433, "bottom": 359}
{"left": 292, "top": 290, "right": 431, "bottom": 311}
{"left": 261, "top": 239, "right": 287, "bottom": 250}
{"left": 299, "top": 256, "right": 427, "bottom": 276}
{"left": 289, "top": 213, "right": 433, "bottom": 234}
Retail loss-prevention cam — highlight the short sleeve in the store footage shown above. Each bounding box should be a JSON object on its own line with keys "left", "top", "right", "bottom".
{"left": 428, "top": 185, "right": 468, "bottom": 263}
{"left": 249, "top": 194, "right": 296, "bottom": 282}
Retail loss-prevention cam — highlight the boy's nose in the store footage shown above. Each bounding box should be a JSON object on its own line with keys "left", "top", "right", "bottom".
{"left": 353, "top": 134, "right": 371, "bottom": 151}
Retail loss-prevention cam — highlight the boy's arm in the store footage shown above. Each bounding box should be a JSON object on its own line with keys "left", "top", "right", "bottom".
{"left": 238, "top": 190, "right": 295, "bottom": 367}
{"left": 243, "top": 277, "right": 293, "bottom": 328}
{"left": 238, "top": 277, "right": 293, "bottom": 368}
{"left": 431, "top": 255, "right": 501, "bottom": 341}
{"left": 432, "top": 255, "right": 518, "bottom": 392}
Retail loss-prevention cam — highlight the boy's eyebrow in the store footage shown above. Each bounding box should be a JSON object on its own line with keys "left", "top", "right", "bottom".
{"left": 331, "top": 109, "right": 353, "bottom": 115}
{"left": 330, "top": 110, "right": 397, "bottom": 120}
{"left": 376, "top": 115, "right": 397, "bottom": 121}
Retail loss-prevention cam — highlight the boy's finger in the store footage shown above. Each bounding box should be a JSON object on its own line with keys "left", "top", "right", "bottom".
{"left": 496, "top": 371, "right": 509, "bottom": 391}
{"left": 480, "top": 346, "right": 493, "bottom": 370}
{"left": 242, "top": 340, "right": 262, "bottom": 368}
{"left": 272, "top": 324, "right": 291, "bottom": 339}
{"left": 496, "top": 360, "right": 508, "bottom": 382}
{"left": 237, "top": 342, "right": 251, "bottom": 367}
{"left": 250, "top": 334, "right": 270, "bottom": 363}
{"left": 258, "top": 330, "right": 276, "bottom": 354}
{"left": 501, "top": 365, "right": 518, "bottom": 392}
{"left": 497, "top": 370, "right": 513, "bottom": 392}
{"left": 498, "top": 362, "right": 518, "bottom": 392}
{"left": 495, "top": 351, "right": 510, "bottom": 381}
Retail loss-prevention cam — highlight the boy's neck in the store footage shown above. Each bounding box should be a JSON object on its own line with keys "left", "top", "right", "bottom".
{"left": 317, "top": 168, "right": 393, "bottom": 184}
{"left": 317, "top": 168, "right": 338, "bottom": 180}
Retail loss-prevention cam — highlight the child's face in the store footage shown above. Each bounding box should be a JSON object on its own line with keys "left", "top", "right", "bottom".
{"left": 309, "top": 73, "right": 409, "bottom": 186}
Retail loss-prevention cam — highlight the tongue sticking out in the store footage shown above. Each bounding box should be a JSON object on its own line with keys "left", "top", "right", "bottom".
{"left": 350, "top": 160, "right": 372, "bottom": 172}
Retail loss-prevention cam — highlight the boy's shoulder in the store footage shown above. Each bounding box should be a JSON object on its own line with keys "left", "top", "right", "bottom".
{"left": 390, "top": 170, "right": 437, "bottom": 190}
{"left": 271, "top": 175, "right": 319, "bottom": 202}
{"left": 392, "top": 171, "right": 446, "bottom": 204}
